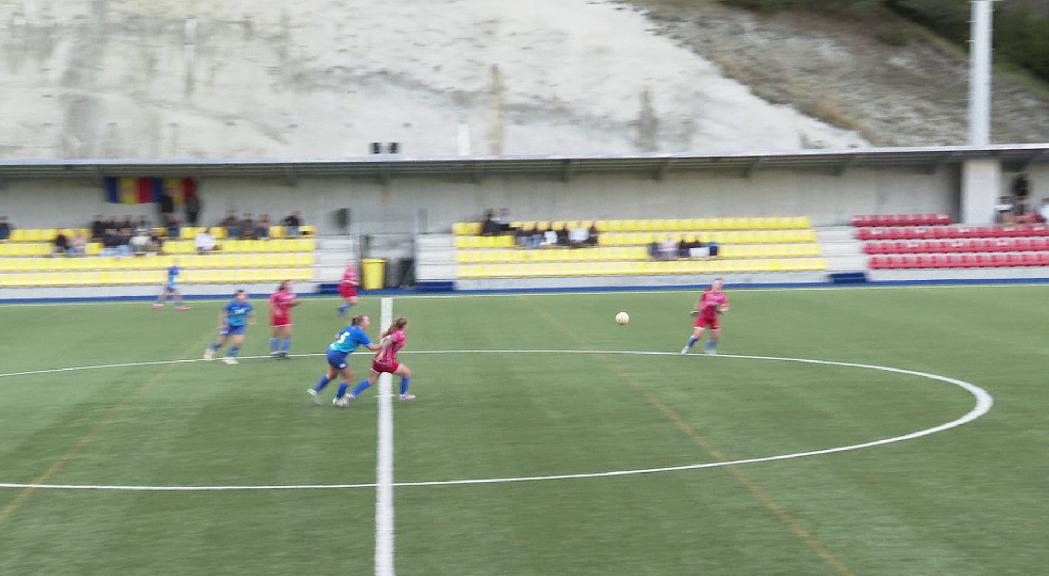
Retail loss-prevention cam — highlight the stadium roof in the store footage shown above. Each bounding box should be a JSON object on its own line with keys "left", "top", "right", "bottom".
{"left": 0, "top": 144, "right": 1047, "bottom": 180}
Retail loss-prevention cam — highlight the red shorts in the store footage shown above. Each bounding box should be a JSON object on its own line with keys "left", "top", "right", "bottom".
{"left": 339, "top": 285, "right": 358, "bottom": 298}
{"left": 271, "top": 315, "right": 291, "bottom": 327}
{"left": 694, "top": 314, "right": 720, "bottom": 330}
{"left": 371, "top": 360, "right": 399, "bottom": 374}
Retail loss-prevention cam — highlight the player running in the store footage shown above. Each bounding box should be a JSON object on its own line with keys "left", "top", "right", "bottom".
{"left": 268, "top": 281, "right": 299, "bottom": 359}
{"left": 337, "top": 259, "right": 359, "bottom": 317}
{"left": 204, "top": 290, "right": 255, "bottom": 365}
{"left": 343, "top": 316, "right": 415, "bottom": 403}
{"left": 681, "top": 278, "right": 730, "bottom": 356}
{"left": 153, "top": 260, "right": 189, "bottom": 310}
{"left": 308, "top": 315, "right": 380, "bottom": 406}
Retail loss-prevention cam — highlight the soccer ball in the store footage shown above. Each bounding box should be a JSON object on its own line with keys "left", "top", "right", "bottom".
{"left": 615, "top": 312, "right": 630, "bottom": 325}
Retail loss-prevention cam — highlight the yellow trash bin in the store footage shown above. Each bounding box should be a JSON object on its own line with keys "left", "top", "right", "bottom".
{"left": 361, "top": 258, "right": 386, "bottom": 291}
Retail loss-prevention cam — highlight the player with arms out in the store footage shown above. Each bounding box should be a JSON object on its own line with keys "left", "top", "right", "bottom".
{"left": 153, "top": 260, "right": 189, "bottom": 310}
{"left": 204, "top": 290, "right": 255, "bottom": 365}
{"left": 681, "top": 278, "right": 729, "bottom": 355}
{"left": 344, "top": 316, "right": 415, "bottom": 403}
{"left": 337, "top": 259, "right": 359, "bottom": 317}
{"left": 268, "top": 281, "right": 299, "bottom": 359}
{"left": 309, "top": 315, "right": 380, "bottom": 406}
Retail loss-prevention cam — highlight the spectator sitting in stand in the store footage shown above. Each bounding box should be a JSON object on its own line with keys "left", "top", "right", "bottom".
{"left": 586, "top": 223, "right": 599, "bottom": 247}
{"left": 221, "top": 210, "right": 240, "bottom": 239}
{"left": 102, "top": 228, "right": 129, "bottom": 257}
{"left": 0, "top": 216, "right": 11, "bottom": 241}
{"left": 543, "top": 227, "right": 558, "bottom": 246}
{"left": 660, "top": 237, "right": 677, "bottom": 260}
{"left": 256, "top": 214, "right": 271, "bottom": 240}
{"left": 130, "top": 228, "right": 151, "bottom": 256}
{"left": 69, "top": 232, "right": 86, "bottom": 257}
{"left": 568, "top": 224, "right": 589, "bottom": 248}
{"left": 195, "top": 227, "right": 217, "bottom": 254}
{"left": 496, "top": 208, "right": 513, "bottom": 233}
{"left": 90, "top": 216, "right": 106, "bottom": 241}
{"left": 52, "top": 231, "right": 69, "bottom": 256}
{"left": 481, "top": 210, "right": 500, "bottom": 236}
{"left": 282, "top": 211, "right": 303, "bottom": 237}
{"left": 136, "top": 216, "right": 151, "bottom": 231}
{"left": 120, "top": 215, "right": 134, "bottom": 232}
{"left": 166, "top": 215, "right": 181, "bottom": 239}
{"left": 556, "top": 225, "right": 570, "bottom": 247}
{"left": 1039, "top": 198, "right": 1049, "bottom": 224}
{"left": 149, "top": 229, "right": 165, "bottom": 254}
{"left": 241, "top": 213, "right": 257, "bottom": 240}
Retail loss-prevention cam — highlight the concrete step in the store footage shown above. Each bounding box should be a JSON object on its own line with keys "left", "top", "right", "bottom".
{"left": 817, "top": 227, "right": 858, "bottom": 243}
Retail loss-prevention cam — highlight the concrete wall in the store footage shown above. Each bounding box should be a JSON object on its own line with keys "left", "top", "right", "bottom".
{"left": 0, "top": 163, "right": 965, "bottom": 232}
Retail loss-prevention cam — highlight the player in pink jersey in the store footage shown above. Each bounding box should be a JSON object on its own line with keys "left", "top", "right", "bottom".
{"left": 345, "top": 316, "right": 415, "bottom": 401}
{"left": 337, "top": 260, "right": 359, "bottom": 317}
{"left": 681, "top": 278, "right": 730, "bottom": 355}
{"left": 268, "top": 281, "right": 299, "bottom": 359}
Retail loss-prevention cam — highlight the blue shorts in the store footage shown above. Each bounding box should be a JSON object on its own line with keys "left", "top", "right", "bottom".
{"left": 327, "top": 349, "right": 349, "bottom": 370}
{"left": 221, "top": 325, "right": 246, "bottom": 337}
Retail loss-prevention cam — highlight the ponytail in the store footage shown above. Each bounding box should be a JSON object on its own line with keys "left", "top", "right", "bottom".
{"left": 382, "top": 316, "right": 408, "bottom": 338}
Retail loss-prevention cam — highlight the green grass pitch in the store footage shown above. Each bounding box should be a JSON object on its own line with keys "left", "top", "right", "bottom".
{"left": 1, "top": 286, "right": 1048, "bottom": 575}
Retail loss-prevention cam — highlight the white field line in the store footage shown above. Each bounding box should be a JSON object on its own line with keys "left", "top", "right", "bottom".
{"left": 2, "top": 281, "right": 1049, "bottom": 308}
{"left": 375, "top": 297, "right": 395, "bottom": 576}
{"left": 0, "top": 350, "right": 993, "bottom": 492}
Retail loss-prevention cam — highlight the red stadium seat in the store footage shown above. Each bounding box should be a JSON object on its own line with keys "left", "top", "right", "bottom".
{"left": 1014, "top": 238, "right": 1032, "bottom": 252}
{"left": 931, "top": 226, "right": 953, "bottom": 239}
{"left": 869, "top": 256, "right": 886, "bottom": 269}
{"left": 934, "top": 214, "right": 951, "bottom": 226}
{"left": 945, "top": 254, "right": 963, "bottom": 267}
{"left": 965, "top": 255, "right": 982, "bottom": 267}
{"left": 991, "top": 254, "right": 1009, "bottom": 267}
{"left": 928, "top": 255, "right": 945, "bottom": 268}
{"left": 1029, "top": 225, "right": 1049, "bottom": 236}
{"left": 874, "top": 215, "right": 894, "bottom": 227}
{"left": 1031, "top": 238, "right": 1049, "bottom": 251}
{"left": 1006, "top": 253, "right": 1023, "bottom": 267}
{"left": 914, "top": 256, "right": 930, "bottom": 268}
{"left": 856, "top": 229, "right": 873, "bottom": 241}
{"left": 1021, "top": 253, "right": 1039, "bottom": 266}
{"left": 1037, "top": 253, "right": 1049, "bottom": 266}
{"left": 850, "top": 216, "right": 865, "bottom": 227}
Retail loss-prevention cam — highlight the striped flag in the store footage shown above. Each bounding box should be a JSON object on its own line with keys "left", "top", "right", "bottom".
{"left": 104, "top": 177, "right": 197, "bottom": 204}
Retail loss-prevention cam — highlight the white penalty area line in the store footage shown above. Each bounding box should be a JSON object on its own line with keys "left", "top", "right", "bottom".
{"left": 0, "top": 349, "right": 993, "bottom": 493}
{"left": 375, "top": 297, "right": 395, "bottom": 576}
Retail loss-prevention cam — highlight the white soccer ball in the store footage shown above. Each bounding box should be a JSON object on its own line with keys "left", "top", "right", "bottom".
{"left": 615, "top": 311, "right": 630, "bottom": 325}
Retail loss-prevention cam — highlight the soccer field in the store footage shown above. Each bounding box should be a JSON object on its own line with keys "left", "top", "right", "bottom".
{"left": 1, "top": 286, "right": 1047, "bottom": 575}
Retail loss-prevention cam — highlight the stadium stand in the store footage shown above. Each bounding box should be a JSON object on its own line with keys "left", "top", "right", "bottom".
{"left": 0, "top": 227, "right": 316, "bottom": 287}
{"left": 453, "top": 217, "right": 825, "bottom": 278}
{"left": 854, "top": 216, "right": 1049, "bottom": 270}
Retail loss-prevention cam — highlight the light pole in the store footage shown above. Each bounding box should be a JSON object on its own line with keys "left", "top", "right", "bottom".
{"left": 968, "top": 0, "right": 995, "bottom": 146}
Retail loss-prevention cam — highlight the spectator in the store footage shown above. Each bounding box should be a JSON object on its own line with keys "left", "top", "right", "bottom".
{"left": 1013, "top": 173, "right": 1030, "bottom": 215}
{"left": 480, "top": 210, "right": 500, "bottom": 236}
{"left": 136, "top": 216, "right": 151, "bottom": 231}
{"left": 158, "top": 190, "right": 175, "bottom": 224}
{"left": 660, "top": 237, "right": 677, "bottom": 260}
{"left": 568, "top": 224, "right": 589, "bottom": 248}
{"left": 586, "top": 223, "right": 599, "bottom": 247}
{"left": 102, "top": 228, "right": 125, "bottom": 257}
{"left": 282, "top": 211, "right": 303, "bottom": 237}
{"left": 90, "top": 215, "right": 106, "bottom": 241}
{"left": 69, "top": 232, "right": 86, "bottom": 257}
{"left": 515, "top": 227, "right": 538, "bottom": 249}
{"left": 130, "top": 228, "right": 151, "bottom": 256}
{"left": 185, "top": 192, "right": 201, "bottom": 227}
{"left": 996, "top": 196, "right": 1014, "bottom": 225}
{"left": 221, "top": 210, "right": 240, "bottom": 239}
{"left": 195, "top": 227, "right": 217, "bottom": 254}
{"left": 0, "top": 216, "right": 10, "bottom": 241}
{"left": 543, "top": 227, "right": 558, "bottom": 246}
{"left": 149, "top": 229, "right": 165, "bottom": 254}
{"left": 120, "top": 215, "right": 134, "bottom": 232}
{"left": 166, "top": 215, "right": 181, "bottom": 239}
{"left": 241, "top": 213, "right": 257, "bottom": 240}
{"left": 556, "top": 225, "right": 570, "bottom": 247}
{"left": 496, "top": 208, "right": 512, "bottom": 233}
{"left": 52, "top": 231, "right": 69, "bottom": 256}
{"left": 648, "top": 240, "right": 661, "bottom": 260}
{"left": 256, "top": 215, "right": 271, "bottom": 240}
{"left": 1039, "top": 198, "right": 1049, "bottom": 224}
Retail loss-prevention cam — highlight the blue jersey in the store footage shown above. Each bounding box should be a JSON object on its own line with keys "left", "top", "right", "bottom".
{"left": 225, "top": 300, "right": 253, "bottom": 327}
{"left": 167, "top": 266, "right": 179, "bottom": 286}
{"left": 329, "top": 326, "right": 372, "bottom": 354}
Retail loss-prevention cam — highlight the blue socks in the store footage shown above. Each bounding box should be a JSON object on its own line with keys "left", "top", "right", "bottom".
{"left": 269, "top": 338, "right": 278, "bottom": 353}
{"left": 351, "top": 380, "right": 371, "bottom": 397}
{"left": 337, "top": 303, "right": 349, "bottom": 316}
{"left": 228, "top": 346, "right": 240, "bottom": 358}
{"left": 335, "top": 382, "right": 349, "bottom": 399}
{"left": 209, "top": 342, "right": 221, "bottom": 351}
{"left": 400, "top": 377, "right": 410, "bottom": 396}
{"left": 705, "top": 340, "right": 717, "bottom": 352}
{"left": 686, "top": 336, "right": 698, "bottom": 350}
{"left": 314, "top": 375, "right": 331, "bottom": 392}
{"left": 281, "top": 339, "right": 291, "bottom": 353}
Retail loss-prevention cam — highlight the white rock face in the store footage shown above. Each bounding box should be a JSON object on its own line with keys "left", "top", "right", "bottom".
{"left": 0, "top": 0, "right": 866, "bottom": 159}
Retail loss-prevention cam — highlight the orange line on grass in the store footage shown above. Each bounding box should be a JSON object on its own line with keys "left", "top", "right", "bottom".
{"left": 0, "top": 334, "right": 213, "bottom": 522}
{"left": 523, "top": 297, "right": 856, "bottom": 576}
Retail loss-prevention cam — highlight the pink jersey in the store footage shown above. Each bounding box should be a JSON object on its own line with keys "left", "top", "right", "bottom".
{"left": 341, "top": 265, "right": 358, "bottom": 286}
{"left": 269, "top": 290, "right": 297, "bottom": 315}
{"left": 699, "top": 290, "right": 728, "bottom": 315}
{"left": 376, "top": 330, "right": 406, "bottom": 364}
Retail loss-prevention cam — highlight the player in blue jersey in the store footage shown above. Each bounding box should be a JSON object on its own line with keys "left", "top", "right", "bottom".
{"left": 203, "top": 290, "right": 255, "bottom": 365}
{"left": 307, "top": 315, "right": 380, "bottom": 406}
{"left": 153, "top": 260, "right": 189, "bottom": 310}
